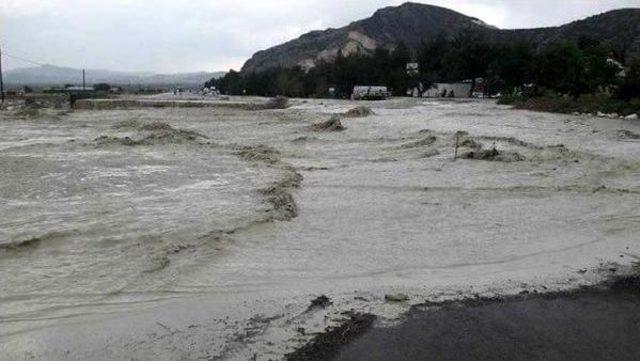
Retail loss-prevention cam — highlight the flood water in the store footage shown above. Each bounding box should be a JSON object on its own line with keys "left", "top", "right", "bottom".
{"left": 1, "top": 97, "right": 639, "bottom": 360}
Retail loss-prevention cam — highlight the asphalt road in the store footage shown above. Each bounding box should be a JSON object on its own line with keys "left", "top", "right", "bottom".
{"left": 333, "top": 285, "right": 640, "bottom": 361}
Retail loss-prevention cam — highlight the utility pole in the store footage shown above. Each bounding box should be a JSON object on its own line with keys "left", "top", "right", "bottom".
{"left": 82, "top": 69, "right": 86, "bottom": 90}
{"left": 0, "top": 44, "right": 5, "bottom": 103}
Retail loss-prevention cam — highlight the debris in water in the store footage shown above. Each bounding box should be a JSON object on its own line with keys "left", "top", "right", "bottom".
{"left": 139, "top": 121, "right": 174, "bottom": 131}
{"left": 311, "top": 115, "right": 345, "bottom": 132}
{"left": 94, "top": 135, "right": 139, "bottom": 147}
{"left": 112, "top": 119, "right": 142, "bottom": 129}
{"left": 460, "top": 139, "right": 482, "bottom": 149}
{"left": 95, "top": 122, "right": 208, "bottom": 147}
{"left": 0, "top": 237, "right": 42, "bottom": 251}
{"left": 385, "top": 293, "right": 409, "bottom": 302}
{"left": 421, "top": 148, "right": 440, "bottom": 158}
{"left": 401, "top": 135, "right": 437, "bottom": 149}
{"left": 167, "top": 243, "right": 195, "bottom": 255}
{"left": 477, "top": 136, "right": 542, "bottom": 149}
{"left": 236, "top": 145, "right": 281, "bottom": 164}
{"left": 144, "top": 255, "right": 170, "bottom": 273}
{"left": 462, "top": 147, "right": 524, "bottom": 162}
{"left": 265, "top": 96, "right": 290, "bottom": 109}
{"left": 307, "top": 295, "right": 333, "bottom": 311}
{"left": 259, "top": 171, "right": 303, "bottom": 222}
{"left": 343, "top": 106, "right": 374, "bottom": 118}
{"left": 617, "top": 129, "right": 640, "bottom": 140}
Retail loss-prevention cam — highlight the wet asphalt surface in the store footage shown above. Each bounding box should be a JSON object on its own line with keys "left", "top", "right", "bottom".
{"left": 333, "top": 285, "right": 640, "bottom": 361}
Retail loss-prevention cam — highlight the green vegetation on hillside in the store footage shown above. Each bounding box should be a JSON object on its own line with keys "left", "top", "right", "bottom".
{"left": 207, "top": 32, "right": 639, "bottom": 114}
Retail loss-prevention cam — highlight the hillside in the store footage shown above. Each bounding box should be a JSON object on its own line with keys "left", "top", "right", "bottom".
{"left": 241, "top": 2, "right": 640, "bottom": 73}
{"left": 4, "top": 64, "right": 225, "bottom": 87}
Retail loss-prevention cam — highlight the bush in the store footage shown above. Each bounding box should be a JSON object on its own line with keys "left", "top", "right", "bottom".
{"left": 93, "top": 83, "right": 111, "bottom": 92}
{"left": 264, "top": 96, "right": 289, "bottom": 109}
{"left": 501, "top": 93, "right": 640, "bottom": 116}
{"left": 497, "top": 94, "right": 529, "bottom": 105}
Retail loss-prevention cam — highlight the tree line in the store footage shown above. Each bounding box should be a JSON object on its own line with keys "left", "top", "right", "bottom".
{"left": 206, "top": 30, "right": 640, "bottom": 100}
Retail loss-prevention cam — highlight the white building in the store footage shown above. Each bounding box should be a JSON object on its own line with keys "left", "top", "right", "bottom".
{"left": 423, "top": 83, "right": 472, "bottom": 98}
{"left": 351, "top": 86, "right": 390, "bottom": 100}
{"left": 607, "top": 58, "right": 626, "bottom": 78}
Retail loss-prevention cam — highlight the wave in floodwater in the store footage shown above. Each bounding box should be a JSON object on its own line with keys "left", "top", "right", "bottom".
{"left": 1, "top": 99, "right": 640, "bottom": 359}
{"left": 0, "top": 118, "right": 303, "bottom": 328}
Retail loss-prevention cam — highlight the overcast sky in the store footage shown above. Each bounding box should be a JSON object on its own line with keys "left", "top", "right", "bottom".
{"left": 1, "top": 0, "right": 639, "bottom": 73}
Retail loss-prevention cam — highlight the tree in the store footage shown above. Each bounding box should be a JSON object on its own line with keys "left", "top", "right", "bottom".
{"left": 215, "top": 70, "right": 244, "bottom": 95}
{"left": 535, "top": 42, "right": 586, "bottom": 96}
{"left": 449, "top": 30, "right": 495, "bottom": 96}
{"left": 489, "top": 43, "right": 535, "bottom": 94}
{"left": 618, "top": 58, "right": 640, "bottom": 100}
{"left": 417, "top": 33, "right": 450, "bottom": 87}
{"left": 392, "top": 42, "right": 411, "bottom": 68}
{"left": 93, "top": 83, "right": 111, "bottom": 92}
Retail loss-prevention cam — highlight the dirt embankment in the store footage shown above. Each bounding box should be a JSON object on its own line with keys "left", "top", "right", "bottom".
{"left": 74, "top": 96, "right": 290, "bottom": 111}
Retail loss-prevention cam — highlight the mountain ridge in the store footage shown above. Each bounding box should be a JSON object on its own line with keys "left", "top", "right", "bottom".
{"left": 4, "top": 64, "right": 225, "bottom": 86}
{"left": 241, "top": 2, "right": 640, "bottom": 73}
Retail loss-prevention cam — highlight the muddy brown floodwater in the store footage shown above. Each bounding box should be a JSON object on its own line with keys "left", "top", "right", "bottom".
{"left": 0, "top": 95, "right": 639, "bottom": 360}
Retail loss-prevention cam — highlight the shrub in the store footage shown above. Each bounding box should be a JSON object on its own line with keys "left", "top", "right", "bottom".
{"left": 264, "top": 96, "right": 289, "bottom": 109}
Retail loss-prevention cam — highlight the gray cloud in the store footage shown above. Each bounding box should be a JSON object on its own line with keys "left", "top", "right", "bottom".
{"left": 1, "top": 0, "right": 638, "bottom": 73}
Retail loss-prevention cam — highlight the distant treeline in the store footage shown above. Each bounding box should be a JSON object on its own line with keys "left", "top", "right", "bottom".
{"left": 206, "top": 30, "right": 640, "bottom": 100}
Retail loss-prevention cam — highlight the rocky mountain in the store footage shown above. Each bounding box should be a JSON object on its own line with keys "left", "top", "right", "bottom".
{"left": 241, "top": 2, "right": 640, "bottom": 73}
{"left": 4, "top": 64, "right": 225, "bottom": 87}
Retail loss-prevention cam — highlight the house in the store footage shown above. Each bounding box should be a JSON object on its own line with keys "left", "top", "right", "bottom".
{"left": 351, "top": 86, "right": 390, "bottom": 100}
{"left": 64, "top": 86, "right": 94, "bottom": 93}
{"left": 607, "top": 58, "right": 626, "bottom": 78}
{"left": 422, "top": 78, "right": 486, "bottom": 98}
{"left": 406, "top": 63, "right": 419, "bottom": 76}
{"left": 423, "top": 83, "right": 472, "bottom": 98}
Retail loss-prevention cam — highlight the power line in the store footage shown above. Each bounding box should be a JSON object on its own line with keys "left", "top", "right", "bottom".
{"left": 2, "top": 51, "right": 47, "bottom": 67}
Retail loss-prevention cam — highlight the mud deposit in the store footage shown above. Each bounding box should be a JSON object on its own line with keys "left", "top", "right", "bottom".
{"left": 1, "top": 97, "right": 640, "bottom": 360}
